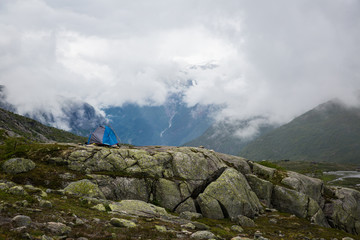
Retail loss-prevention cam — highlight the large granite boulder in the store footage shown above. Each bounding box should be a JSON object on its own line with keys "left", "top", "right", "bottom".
{"left": 154, "top": 178, "right": 182, "bottom": 211}
{"left": 281, "top": 171, "right": 324, "bottom": 204}
{"left": 250, "top": 162, "right": 276, "bottom": 181}
{"left": 324, "top": 187, "right": 360, "bottom": 234}
{"left": 109, "top": 200, "right": 169, "bottom": 218}
{"left": 214, "top": 152, "right": 251, "bottom": 175}
{"left": 246, "top": 174, "right": 273, "bottom": 207}
{"left": 271, "top": 185, "right": 329, "bottom": 227}
{"left": 95, "top": 176, "right": 150, "bottom": 201}
{"left": 197, "top": 168, "right": 262, "bottom": 219}
{"left": 64, "top": 179, "right": 105, "bottom": 199}
{"left": 170, "top": 148, "right": 227, "bottom": 180}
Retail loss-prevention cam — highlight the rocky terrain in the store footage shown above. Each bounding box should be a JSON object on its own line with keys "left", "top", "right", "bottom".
{"left": 0, "top": 138, "right": 359, "bottom": 239}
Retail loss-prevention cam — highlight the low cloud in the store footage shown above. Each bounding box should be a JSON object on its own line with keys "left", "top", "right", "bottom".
{"left": 0, "top": 0, "right": 359, "bottom": 135}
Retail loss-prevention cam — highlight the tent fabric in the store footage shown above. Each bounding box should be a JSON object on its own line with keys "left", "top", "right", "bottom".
{"left": 87, "top": 125, "right": 119, "bottom": 146}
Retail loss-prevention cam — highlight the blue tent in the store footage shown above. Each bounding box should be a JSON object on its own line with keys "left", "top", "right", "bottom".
{"left": 87, "top": 125, "right": 119, "bottom": 146}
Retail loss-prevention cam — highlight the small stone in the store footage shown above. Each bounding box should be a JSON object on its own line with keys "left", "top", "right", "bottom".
{"left": 12, "top": 215, "right": 31, "bottom": 227}
{"left": 192, "top": 221, "right": 210, "bottom": 230}
{"left": 254, "top": 230, "right": 263, "bottom": 239}
{"left": 342, "top": 238, "right": 354, "bottom": 240}
{"left": 230, "top": 225, "right": 244, "bottom": 233}
{"left": 181, "top": 223, "right": 196, "bottom": 230}
{"left": 179, "top": 211, "right": 203, "bottom": 220}
{"left": 22, "top": 232, "right": 32, "bottom": 239}
{"left": 41, "top": 235, "right": 53, "bottom": 240}
{"left": 155, "top": 225, "right": 167, "bottom": 232}
{"left": 181, "top": 229, "right": 192, "bottom": 235}
{"left": 190, "top": 230, "right": 216, "bottom": 239}
{"left": 77, "top": 238, "right": 89, "bottom": 240}
{"left": 232, "top": 215, "right": 256, "bottom": 227}
{"left": 265, "top": 208, "right": 277, "bottom": 212}
{"left": 0, "top": 183, "right": 9, "bottom": 190}
{"left": 59, "top": 172, "right": 75, "bottom": 180}
{"left": 39, "top": 200, "right": 53, "bottom": 208}
{"left": 75, "top": 218, "right": 85, "bottom": 225}
{"left": 91, "top": 203, "right": 106, "bottom": 212}
{"left": 13, "top": 226, "right": 27, "bottom": 233}
{"left": 15, "top": 200, "right": 29, "bottom": 207}
{"left": 46, "top": 222, "right": 71, "bottom": 235}
{"left": 269, "top": 218, "right": 277, "bottom": 224}
{"left": 110, "top": 218, "right": 136, "bottom": 228}
{"left": 40, "top": 191, "right": 48, "bottom": 198}
{"left": 92, "top": 218, "right": 101, "bottom": 224}
{"left": 8, "top": 186, "right": 27, "bottom": 195}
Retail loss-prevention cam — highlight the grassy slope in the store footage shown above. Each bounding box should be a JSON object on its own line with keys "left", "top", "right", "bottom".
{"left": 239, "top": 100, "right": 360, "bottom": 163}
{"left": 0, "top": 107, "right": 86, "bottom": 143}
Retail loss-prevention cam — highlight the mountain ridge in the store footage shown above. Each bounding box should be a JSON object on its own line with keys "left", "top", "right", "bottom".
{"left": 239, "top": 100, "right": 360, "bottom": 163}
{"left": 0, "top": 107, "right": 86, "bottom": 143}
{"left": 183, "top": 118, "right": 276, "bottom": 155}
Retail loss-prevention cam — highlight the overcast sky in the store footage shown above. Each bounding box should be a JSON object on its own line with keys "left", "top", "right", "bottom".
{"left": 1, "top": 0, "right": 360, "bottom": 126}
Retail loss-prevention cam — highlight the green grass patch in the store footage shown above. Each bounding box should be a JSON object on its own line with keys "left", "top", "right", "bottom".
{"left": 196, "top": 217, "right": 238, "bottom": 239}
{"left": 0, "top": 136, "right": 71, "bottom": 161}
{"left": 0, "top": 189, "right": 37, "bottom": 205}
{"left": 258, "top": 160, "right": 285, "bottom": 171}
{"left": 248, "top": 211, "right": 359, "bottom": 240}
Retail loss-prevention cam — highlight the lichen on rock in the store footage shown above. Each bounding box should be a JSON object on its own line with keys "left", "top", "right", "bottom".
{"left": 197, "top": 168, "right": 262, "bottom": 219}
{"left": 64, "top": 179, "right": 105, "bottom": 199}
{"left": 2, "top": 158, "right": 36, "bottom": 174}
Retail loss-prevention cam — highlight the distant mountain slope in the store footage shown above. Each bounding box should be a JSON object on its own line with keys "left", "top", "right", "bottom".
{"left": 0, "top": 107, "right": 86, "bottom": 143}
{"left": 26, "top": 100, "right": 107, "bottom": 137}
{"left": 105, "top": 95, "right": 214, "bottom": 146}
{"left": 183, "top": 119, "right": 275, "bottom": 155}
{"left": 239, "top": 100, "right": 360, "bottom": 163}
{"left": 0, "top": 85, "right": 106, "bottom": 137}
{"left": 0, "top": 85, "right": 16, "bottom": 112}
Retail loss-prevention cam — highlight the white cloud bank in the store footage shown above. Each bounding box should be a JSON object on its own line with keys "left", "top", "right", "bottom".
{"left": 1, "top": 0, "right": 360, "bottom": 127}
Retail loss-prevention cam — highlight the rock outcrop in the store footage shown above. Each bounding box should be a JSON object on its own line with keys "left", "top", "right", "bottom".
{"left": 62, "top": 146, "right": 263, "bottom": 220}
{"left": 323, "top": 186, "right": 360, "bottom": 235}
{"left": 58, "top": 145, "right": 360, "bottom": 235}
{"left": 2, "top": 144, "right": 360, "bottom": 238}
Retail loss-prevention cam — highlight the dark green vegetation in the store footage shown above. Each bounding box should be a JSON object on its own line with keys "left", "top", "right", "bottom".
{"left": 0, "top": 134, "right": 84, "bottom": 189}
{"left": 240, "top": 100, "right": 360, "bottom": 163}
{"left": 0, "top": 107, "right": 86, "bottom": 143}
{"left": 184, "top": 119, "right": 275, "bottom": 155}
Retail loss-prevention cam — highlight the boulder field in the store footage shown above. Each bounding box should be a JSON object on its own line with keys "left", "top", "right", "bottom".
{"left": 2, "top": 144, "right": 360, "bottom": 238}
